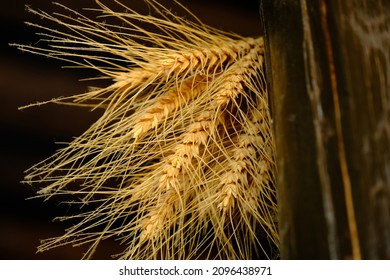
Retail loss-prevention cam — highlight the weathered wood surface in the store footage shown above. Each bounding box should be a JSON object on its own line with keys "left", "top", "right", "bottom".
{"left": 260, "top": 0, "right": 390, "bottom": 259}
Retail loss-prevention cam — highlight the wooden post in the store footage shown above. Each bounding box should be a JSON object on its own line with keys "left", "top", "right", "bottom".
{"left": 260, "top": 0, "right": 390, "bottom": 259}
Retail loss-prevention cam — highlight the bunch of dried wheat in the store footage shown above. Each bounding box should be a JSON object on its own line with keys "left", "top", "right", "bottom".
{"left": 15, "top": 0, "right": 278, "bottom": 259}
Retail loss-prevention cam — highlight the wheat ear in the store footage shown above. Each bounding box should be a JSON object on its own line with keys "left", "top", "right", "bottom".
{"left": 131, "top": 75, "right": 208, "bottom": 139}
{"left": 138, "top": 109, "right": 220, "bottom": 242}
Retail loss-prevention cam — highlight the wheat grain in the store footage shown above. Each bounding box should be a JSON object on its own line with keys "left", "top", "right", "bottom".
{"left": 158, "top": 110, "right": 218, "bottom": 188}
{"left": 139, "top": 189, "right": 177, "bottom": 242}
{"left": 217, "top": 135, "right": 255, "bottom": 211}
{"left": 156, "top": 37, "right": 259, "bottom": 76}
{"left": 131, "top": 75, "right": 207, "bottom": 139}
{"left": 215, "top": 39, "right": 264, "bottom": 107}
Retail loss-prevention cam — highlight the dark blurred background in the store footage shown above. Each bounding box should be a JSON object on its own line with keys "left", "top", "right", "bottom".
{"left": 1, "top": 0, "right": 262, "bottom": 259}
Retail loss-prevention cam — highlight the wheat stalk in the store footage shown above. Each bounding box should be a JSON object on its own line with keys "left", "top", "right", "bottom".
{"left": 14, "top": 0, "right": 279, "bottom": 259}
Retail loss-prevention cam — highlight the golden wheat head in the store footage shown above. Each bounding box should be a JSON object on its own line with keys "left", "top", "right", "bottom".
{"left": 14, "top": 0, "right": 279, "bottom": 259}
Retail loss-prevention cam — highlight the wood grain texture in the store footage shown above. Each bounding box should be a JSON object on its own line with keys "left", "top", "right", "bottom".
{"left": 260, "top": 0, "right": 390, "bottom": 259}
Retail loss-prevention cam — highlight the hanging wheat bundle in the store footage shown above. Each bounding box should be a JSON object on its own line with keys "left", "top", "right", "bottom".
{"left": 14, "top": 0, "right": 278, "bottom": 259}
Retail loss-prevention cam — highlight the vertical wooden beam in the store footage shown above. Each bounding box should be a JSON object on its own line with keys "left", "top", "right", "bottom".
{"left": 260, "top": 0, "right": 390, "bottom": 259}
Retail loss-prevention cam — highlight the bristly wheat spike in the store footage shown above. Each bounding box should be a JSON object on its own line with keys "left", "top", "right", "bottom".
{"left": 156, "top": 37, "right": 259, "bottom": 76}
{"left": 15, "top": 0, "right": 279, "bottom": 260}
{"left": 139, "top": 189, "right": 177, "bottom": 242}
{"left": 131, "top": 75, "right": 208, "bottom": 139}
{"left": 215, "top": 39, "right": 264, "bottom": 107}
{"left": 158, "top": 110, "right": 219, "bottom": 190}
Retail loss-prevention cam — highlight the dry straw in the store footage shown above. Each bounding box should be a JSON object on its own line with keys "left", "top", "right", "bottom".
{"left": 14, "top": 0, "right": 278, "bottom": 259}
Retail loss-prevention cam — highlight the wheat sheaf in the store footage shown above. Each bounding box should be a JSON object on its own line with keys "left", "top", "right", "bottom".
{"left": 15, "top": 0, "right": 278, "bottom": 259}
